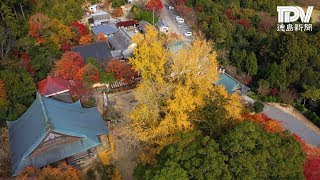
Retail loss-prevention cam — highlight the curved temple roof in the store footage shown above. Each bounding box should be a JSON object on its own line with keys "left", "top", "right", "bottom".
{"left": 7, "top": 93, "right": 108, "bottom": 176}
{"left": 216, "top": 73, "right": 250, "bottom": 94}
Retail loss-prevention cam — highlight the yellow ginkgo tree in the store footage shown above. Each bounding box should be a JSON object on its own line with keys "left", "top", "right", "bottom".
{"left": 129, "top": 26, "right": 243, "bottom": 164}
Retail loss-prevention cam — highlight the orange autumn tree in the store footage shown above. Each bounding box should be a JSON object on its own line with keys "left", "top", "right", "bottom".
{"left": 242, "top": 113, "right": 285, "bottom": 133}
{"left": 146, "top": 0, "right": 163, "bottom": 12}
{"left": 97, "top": 33, "right": 107, "bottom": 41}
{"left": 28, "top": 13, "right": 51, "bottom": 43}
{"left": 75, "top": 64, "right": 100, "bottom": 85}
{"left": 79, "top": 34, "right": 92, "bottom": 45}
{"left": 52, "top": 51, "right": 85, "bottom": 79}
{"left": 112, "top": 8, "right": 123, "bottom": 17}
{"left": 19, "top": 162, "right": 82, "bottom": 180}
{"left": 49, "top": 19, "right": 73, "bottom": 48}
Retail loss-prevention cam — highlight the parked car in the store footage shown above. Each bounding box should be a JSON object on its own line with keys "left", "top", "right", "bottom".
{"left": 184, "top": 31, "right": 192, "bottom": 36}
{"left": 177, "top": 18, "right": 185, "bottom": 23}
{"left": 168, "top": 5, "right": 174, "bottom": 10}
{"left": 175, "top": 16, "right": 182, "bottom": 21}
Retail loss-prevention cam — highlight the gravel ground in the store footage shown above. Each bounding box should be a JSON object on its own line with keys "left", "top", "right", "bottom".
{"left": 105, "top": 90, "right": 142, "bottom": 180}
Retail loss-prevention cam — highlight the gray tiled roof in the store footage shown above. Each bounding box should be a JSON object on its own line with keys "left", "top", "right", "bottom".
{"left": 138, "top": 20, "right": 152, "bottom": 33}
{"left": 92, "top": 24, "right": 118, "bottom": 35}
{"left": 92, "top": 11, "right": 110, "bottom": 21}
{"left": 71, "top": 41, "right": 113, "bottom": 66}
{"left": 156, "top": 20, "right": 168, "bottom": 28}
{"left": 108, "top": 28, "right": 132, "bottom": 51}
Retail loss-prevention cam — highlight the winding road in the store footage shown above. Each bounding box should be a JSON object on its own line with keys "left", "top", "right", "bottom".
{"left": 263, "top": 104, "right": 320, "bottom": 147}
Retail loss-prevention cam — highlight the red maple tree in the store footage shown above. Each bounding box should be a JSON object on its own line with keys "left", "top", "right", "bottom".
{"left": 105, "top": 60, "right": 136, "bottom": 83}
{"left": 70, "top": 21, "right": 87, "bottom": 44}
{"left": 225, "top": 9, "right": 251, "bottom": 29}
{"left": 242, "top": 113, "right": 285, "bottom": 133}
{"left": 52, "top": 51, "right": 85, "bottom": 80}
{"left": 146, "top": 0, "right": 163, "bottom": 12}
{"left": 226, "top": 9, "right": 236, "bottom": 20}
{"left": 243, "top": 113, "right": 320, "bottom": 179}
{"left": 61, "top": 42, "right": 71, "bottom": 52}
{"left": 293, "top": 134, "right": 320, "bottom": 180}
{"left": 234, "top": 19, "right": 251, "bottom": 29}
{"left": 175, "top": 4, "right": 192, "bottom": 16}
{"left": 70, "top": 22, "right": 87, "bottom": 36}
{"left": 20, "top": 52, "right": 35, "bottom": 76}
{"left": 271, "top": 88, "right": 280, "bottom": 96}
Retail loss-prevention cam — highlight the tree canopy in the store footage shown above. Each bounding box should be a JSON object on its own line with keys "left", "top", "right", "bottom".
{"left": 135, "top": 121, "right": 305, "bottom": 179}
{"left": 129, "top": 26, "right": 243, "bottom": 164}
{"left": 0, "top": 68, "right": 36, "bottom": 123}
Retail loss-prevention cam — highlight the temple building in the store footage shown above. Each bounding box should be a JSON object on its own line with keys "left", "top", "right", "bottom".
{"left": 7, "top": 93, "right": 109, "bottom": 176}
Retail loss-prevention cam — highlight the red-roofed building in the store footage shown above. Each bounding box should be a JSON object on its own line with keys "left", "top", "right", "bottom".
{"left": 116, "top": 20, "right": 139, "bottom": 28}
{"left": 37, "top": 76, "right": 76, "bottom": 102}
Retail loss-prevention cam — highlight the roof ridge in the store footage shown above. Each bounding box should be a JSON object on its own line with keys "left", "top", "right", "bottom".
{"left": 37, "top": 93, "right": 54, "bottom": 131}
{"left": 71, "top": 41, "right": 106, "bottom": 49}
{"left": 52, "top": 78, "right": 70, "bottom": 88}
{"left": 223, "top": 73, "right": 241, "bottom": 84}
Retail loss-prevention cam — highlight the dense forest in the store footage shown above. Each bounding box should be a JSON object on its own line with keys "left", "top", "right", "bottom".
{"left": 129, "top": 27, "right": 318, "bottom": 179}
{"left": 0, "top": 0, "right": 126, "bottom": 126}
{"left": 170, "top": 0, "right": 320, "bottom": 116}
{"left": 0, "top": 0, "right": 84, "bottom": 125}
{"left": 1, "top": 0, "right": 320, "bottom": 179}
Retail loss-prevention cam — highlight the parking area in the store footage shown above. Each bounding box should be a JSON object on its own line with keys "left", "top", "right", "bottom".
{"left": 160, "top": 2, "right": 193, "bottom": 42}
{"left": 168, "top": 7, "right": 193, "bottom": 41}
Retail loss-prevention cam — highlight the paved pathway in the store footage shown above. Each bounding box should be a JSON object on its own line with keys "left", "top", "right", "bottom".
{"left": 263, "top": 104, "right": 320, "bottom": 147}
{"left": 160, "top": 0, "right": 192, "bottom": 42}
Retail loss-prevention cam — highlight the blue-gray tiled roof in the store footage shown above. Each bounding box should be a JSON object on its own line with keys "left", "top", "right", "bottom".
{"left": 92, "top": 24, "right": 118, "bottom": 36}
{"left": 216, "top": 73, "right": 250, "bottom": 94}
{"left": 7, "top": 93, "right": 108, "bottom": 176}
{"left": 71, "top": 41, "right": 113, "bottom": 66}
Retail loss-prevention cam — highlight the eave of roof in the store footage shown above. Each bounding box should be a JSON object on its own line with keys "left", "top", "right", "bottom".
{"left": 7, "top": 93, "right": 109, "bottom": 176}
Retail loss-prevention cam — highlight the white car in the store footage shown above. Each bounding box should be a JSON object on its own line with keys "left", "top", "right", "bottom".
{"left": 184, "top": 32, "right": 192, "bottom": 36}
{"left": 168, "top": 6, "right": 174, "bottom": 10}
{"left": 175, "top": 16, "right": 182, "bottom": 21}
{"left": 177, "top": 18, "right": 185, "bottom": 23}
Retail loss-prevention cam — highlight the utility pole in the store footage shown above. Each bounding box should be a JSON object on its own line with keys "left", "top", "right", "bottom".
{"left": 152, "top": 9, "right": 154, "bottom": 25}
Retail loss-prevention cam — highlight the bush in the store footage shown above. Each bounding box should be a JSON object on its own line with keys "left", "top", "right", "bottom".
{"left": 112, "top": 0, "right": 126, "bottom": 8}
{"left": 254, "top": 101, "right": 264, "bottom": 113}
{"left": 303, "top": 109, "right": 320, "bottom": 128}
{"left": 86, "top": 168, "right": 95, "bottom": 179}
{"left": 310, "top": 112, "right": 318, "bottom": 121}
{"left": 316, "top": 118, "right": 320, "bottom": 126}
{"left": 131, "top": 5, "right": 158, "bottom": 24}
{"left": 295, "top": 104, "right": 305, "bottom": 112}
{"left": 81, "top": 96, "right": 96, "bottom": 108}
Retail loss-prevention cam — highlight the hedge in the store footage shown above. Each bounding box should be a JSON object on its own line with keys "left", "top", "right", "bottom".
{"left": 261, "top": 96, "right": 280, "bottom": 103}
{"left": 254, "top": 101, "right": 264, "bottom": 113}
{"left": 301, "top": 108, "right": 320, "bottom": 128}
